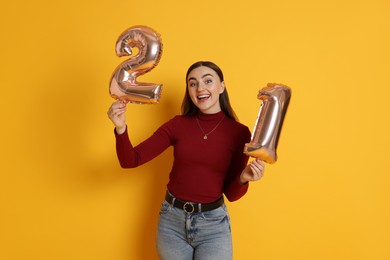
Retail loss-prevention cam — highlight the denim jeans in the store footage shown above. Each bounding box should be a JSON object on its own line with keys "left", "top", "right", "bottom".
{"left": 156, "top": 200, "right": 232, "bottom": 260}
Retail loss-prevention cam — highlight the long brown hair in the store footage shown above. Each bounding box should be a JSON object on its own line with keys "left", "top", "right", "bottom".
{"left": 181, "top": 61, "right": 238, "bottom": 121}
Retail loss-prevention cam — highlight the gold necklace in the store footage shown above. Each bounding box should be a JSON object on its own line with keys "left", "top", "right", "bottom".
{"left": 195, "top": 115, "right": 225, "bottom": 140}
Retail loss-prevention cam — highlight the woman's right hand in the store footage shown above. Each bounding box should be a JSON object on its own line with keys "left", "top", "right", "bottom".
{"left": 107, "top": 100, "right": 127, "bottom": 134}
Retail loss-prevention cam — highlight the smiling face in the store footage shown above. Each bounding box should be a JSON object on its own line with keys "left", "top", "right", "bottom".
{"left": 186, "top": 66, "right": 225, "bottom": 114}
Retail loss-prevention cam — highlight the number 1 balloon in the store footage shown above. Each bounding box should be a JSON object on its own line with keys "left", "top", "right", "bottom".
{"left": 244, "top": 83, "right": 291, "bottom": 164}
{"left": 109, "top": 25, "right": 163, "bottom": 104}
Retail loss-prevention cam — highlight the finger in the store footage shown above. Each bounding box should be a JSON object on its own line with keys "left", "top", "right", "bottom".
{"left": 249, "top": 164, "right": 264, "bottom": 180}
{"left": 108, "top": 107, "right": 126, "bottom": 119}
{"left": 111, "top": 104, "right": 127, "bottom": 114}
{"left": 250, "top": 160, "right": 263, "bottom": 171}
{"left": 249, "top": 164, "right": 260, "bottom": 176}
{"left": 252, "top": 159, "right": 265, "bottom": 167}
{"left": 253, "top": 160, "right": 265, "bottom": 173}
{"left": 111, "top": 100, "right": 126, "bottom": 109}
{"left": 257, "top": 159, "right": 265, "bottom": 167}
{"left": 250, "top": 168, "right": 260, "bottom": 181}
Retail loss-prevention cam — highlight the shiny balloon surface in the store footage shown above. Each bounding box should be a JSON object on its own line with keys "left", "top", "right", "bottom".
{"left": 109, "top": 25, "right": 163, "bottom": 104}
{"left": 244, "top": 83, "right": 291, "bottom": 164}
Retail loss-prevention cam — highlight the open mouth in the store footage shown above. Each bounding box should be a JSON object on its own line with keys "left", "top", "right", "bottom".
{"left": 197, "top": 94, "right": 210, "bottom": 101}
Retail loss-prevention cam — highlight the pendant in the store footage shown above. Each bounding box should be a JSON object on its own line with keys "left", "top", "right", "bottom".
{"left": 203, "top": 135, "right": 208, "bottom": 140}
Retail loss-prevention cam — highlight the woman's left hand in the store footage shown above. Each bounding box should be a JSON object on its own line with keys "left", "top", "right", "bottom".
{"left": 240, "top": 159, "right": 265, "bottom": 184}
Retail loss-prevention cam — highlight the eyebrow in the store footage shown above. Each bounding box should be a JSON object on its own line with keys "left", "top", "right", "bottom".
{"left": 188, "top": 73, "right": 214, "bottom": 81}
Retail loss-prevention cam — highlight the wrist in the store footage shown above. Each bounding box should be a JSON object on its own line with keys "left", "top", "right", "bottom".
{"left": 115, "top": 125, "right": 126, "bottom": 135}
{"left": 239, "top": 174, "right": 248, "bottom": 185}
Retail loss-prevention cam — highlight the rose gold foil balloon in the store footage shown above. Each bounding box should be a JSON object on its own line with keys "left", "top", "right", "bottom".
{"left": 244, "top": 83, "right": 291, "bottom": 164}
{"left": 109, "top": 25, "right": 163, "bottom": 104}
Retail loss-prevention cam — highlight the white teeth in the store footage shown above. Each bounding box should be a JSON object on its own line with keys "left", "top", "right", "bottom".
{"left": 198, "top": 95, "right": 210, "bottom": 100}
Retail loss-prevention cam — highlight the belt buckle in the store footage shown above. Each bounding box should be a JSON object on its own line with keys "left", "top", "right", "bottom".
{"left": 183, "top": 202, "right": 195, "bottom": 214}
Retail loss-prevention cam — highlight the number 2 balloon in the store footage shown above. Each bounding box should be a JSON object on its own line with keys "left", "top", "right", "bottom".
{"left": 109, "top": 25, "right": 163, "bottom": 104}
{"left": 244, "top": 83, "right": 291, "bottom": 164}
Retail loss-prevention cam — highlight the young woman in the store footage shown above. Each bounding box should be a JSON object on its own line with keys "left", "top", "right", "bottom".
{"left": 107, "top": 61, "right": 265, "bottom": 260}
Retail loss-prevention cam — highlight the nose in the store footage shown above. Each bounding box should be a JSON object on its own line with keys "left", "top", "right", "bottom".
{"left": 197, "top": 82, "right": 206, "bottom": 91}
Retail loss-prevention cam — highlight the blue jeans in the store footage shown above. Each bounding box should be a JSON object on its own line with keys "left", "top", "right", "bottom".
{"left": 156, "top": 200, "right": 232, "bottom": 260}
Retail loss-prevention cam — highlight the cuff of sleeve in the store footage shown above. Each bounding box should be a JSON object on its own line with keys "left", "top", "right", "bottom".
{"left": 114, "top": 125, "right": 127, "bottom": 136}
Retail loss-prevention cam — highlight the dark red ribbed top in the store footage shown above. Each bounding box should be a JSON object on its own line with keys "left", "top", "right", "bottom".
{"left": 115, "top": 111, "right": 251, "bottom": 203}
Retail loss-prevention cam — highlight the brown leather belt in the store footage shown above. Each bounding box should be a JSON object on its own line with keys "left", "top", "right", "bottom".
{"left": 165, "top": 191, "right": 224, "bottom": 214}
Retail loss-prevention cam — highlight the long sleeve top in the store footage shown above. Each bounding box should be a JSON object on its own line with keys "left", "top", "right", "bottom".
{"left": 115, "top": 111, "right": 252, "bottom": 203}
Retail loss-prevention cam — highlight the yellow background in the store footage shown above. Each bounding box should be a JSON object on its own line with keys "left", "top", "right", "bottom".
{"left": 1, "top": 0, "right": 389, "bottom": 259}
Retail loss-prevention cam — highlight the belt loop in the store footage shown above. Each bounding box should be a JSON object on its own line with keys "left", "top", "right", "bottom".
{"left": 198, "top": 203, "right": 202, "bottom": 213}
{"left": 167, "top": 191, "right": 175, "bottom": 206}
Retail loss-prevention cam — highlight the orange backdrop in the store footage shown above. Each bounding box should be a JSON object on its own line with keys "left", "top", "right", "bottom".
{"left": 1, "top": 0, "right": 389, "bottom": 259}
